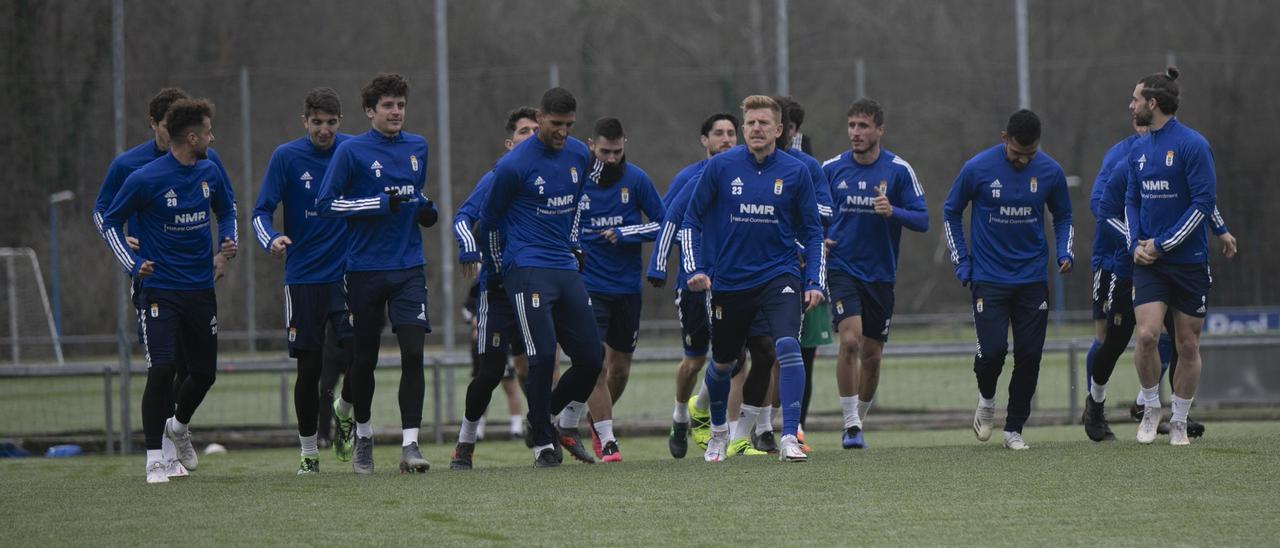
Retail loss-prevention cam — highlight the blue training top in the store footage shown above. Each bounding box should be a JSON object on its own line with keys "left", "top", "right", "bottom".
{"left": 579, "top": 162, "right": 665, "bottom": 295}
{"left": 1123, "top": 118, "right": 1217, "bottom": 265}
{"left": 822, "top": 148, "right": 929, "bottom": 283}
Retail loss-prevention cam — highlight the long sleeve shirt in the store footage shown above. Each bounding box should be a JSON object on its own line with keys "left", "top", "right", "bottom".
{"left": 822, "top": 149, "right": 929, "bottom": 283}
{"left": 648, "top": 160, "right": 707, "bottom": 290}
{"left": 251, "top": 135, "right": 351, "bottom": 285}
{"left": 315, "top": 129, "right": 432, "bottom": 272}
{"left": 579, "top": 162, "right": 665, "bottom": 295}
{"left": 100, "top": 153, "right": 238, "bottom": 290}
{"left": 943, "top": 144, "right": 1074, "bottom": 284}
{"left": 1123, "top": 118, "right": 1217, "bottom": 265}
{"left": 94, "top": 140, "right": 230, "bottom": 235}
{"left": 681, "top": 145, "right": 824, "bottom": 293}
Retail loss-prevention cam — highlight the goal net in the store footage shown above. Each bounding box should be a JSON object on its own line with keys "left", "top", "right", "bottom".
{"left": 0, "top": 247, "right": 64, "bottom": 366}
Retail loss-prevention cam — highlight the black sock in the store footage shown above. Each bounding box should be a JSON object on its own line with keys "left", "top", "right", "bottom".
{"left": 396, "top": 326, "right": 426, "bottom": 429}
{"left": 295, "top": 350, "right": 323, "bottom": 438}
{"left": 800, "top": 346, "right": 816, "bottom": 428}
{"left": 142, "top": 365, "right": 175, "bottom": 450}
{"left": 464, "top": 351, "right": 508, "bottom": 422}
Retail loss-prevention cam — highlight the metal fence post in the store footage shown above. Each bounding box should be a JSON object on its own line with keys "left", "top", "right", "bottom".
{"left": 103, "top": 366, "right": 114, "bottom": 454}
{"left": 432, "top": 359, "right": 443, "bottom": 444}
{"left": 1067, "top": 339, "right": 1079, "bottom": 423}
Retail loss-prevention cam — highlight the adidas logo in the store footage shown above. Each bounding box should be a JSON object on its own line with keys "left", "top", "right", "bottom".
{"left": 300, "top": 171, "right": 312, "bottom": 181}
{"left": 837, "top": 181, "right": 848, "bottom": 189}
{"left": 781, "top": 286, "right": 795, "bottom": 294}
{"left": 534, "top": 176, "right": 546, "bottom": 186}
{"left": 731, "top": 177, "right": 743, "bottom": 186}
{"left": 1038, "top": 301, "right": 1049, "bottom": 310}
{"left": 1196, "top": 305, "right": 1206, "bottom": 314}
{"left": 991, "top": 180, "right": 1002, "bottom": 189}
{"left": 164, "top": 189, "right": 177, "bottom": 199}
{"left": 370, "top": 161, "right": 383, "bottom": 170}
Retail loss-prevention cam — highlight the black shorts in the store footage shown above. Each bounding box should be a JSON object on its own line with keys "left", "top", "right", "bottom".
{"left": 676, "top": 288, "right": 710, "bottom": 357}
{"left": 708, "top": 274, "right": 804, "bottom": 365}
{"left": 1133, "top": 262, "right": 1211, "bottom": 318}
{"left": 476, "top": 287, "right": 527, "bottom": 357}
{"left": 138, "top": 287, "right": 217, "bottom": 377}
{"left": 1091, "top": 269, "right": 1134, "bottom": 320}
{"left": 590, "top": 292, "right": 641, "bottom": 354}
{"left": 285, "top": 282, "right": 352, "bottom": 358}
{"left": 828, "top": 271, "right": 895, "bottom": 342}
{"left": 344, "top": 267, "right": 432, "bottom": 339}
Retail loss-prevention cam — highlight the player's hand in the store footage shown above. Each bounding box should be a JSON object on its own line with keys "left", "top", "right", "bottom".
{"left": 138, "top": 260, "right": 156, "bottom": 279}
{"left": 873, "top": 187, "right": 893, "bottom": 218}
{"left": 1134, "top": 239, "right": 1157, "bottom": 265}
{"left": 601, "top": 228, "right": 619, "bottom": 245}
{"left": 213, "top": 254, "right": 228, "bottom": 282}
{"left": 824, "top": 238, "right": 838, "bottom": 250}
{"left": 647, "top": 275, "right": 666, "bottom": 289}
{"left": 416, "top": 198, "right": 439, "bottom": 227}
{"left": 460, "top": 261, "right": 480, "bottom": 280}
{"left": 385, "top": 188, "right": 412, "bottom": 213}
{"left": 1058, "top": 258, "right": 1073, "bottom": 274}
{"left": 126, "top": 236, "right": 140, "bottom": 252}
{"left": 954, "top": 261, "right": 972, "bottom": 287}
{"left": 269, "top": 235, "right": 292, "bottom": 258}
{"left": 220, "top": 237, "right": 238, "bottom": 259}
{"left": 1218, "top": 231, "right": 1238, "bottom": 259}
{"left": 803, "top": 289, "right": 825, "bottom": 312}
{"left": 687, "top": 273, "right": 711, "bottom": 292}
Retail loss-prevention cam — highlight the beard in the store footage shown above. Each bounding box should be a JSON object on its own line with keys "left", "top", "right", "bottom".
{"left": 1133, "top": 106, "right": 1154, "bottom": 127}
{"left": 194, "top": 146, "right": 209, "bottom": 160}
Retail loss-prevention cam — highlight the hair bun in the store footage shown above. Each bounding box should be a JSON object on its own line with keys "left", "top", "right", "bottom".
{"left": 1166, "top": 66, "right": 1180, "bottom": 81}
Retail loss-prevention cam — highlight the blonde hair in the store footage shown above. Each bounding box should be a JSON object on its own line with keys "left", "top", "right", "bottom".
{"left": 739, "top": 95, "right": 781, "bottom": 121}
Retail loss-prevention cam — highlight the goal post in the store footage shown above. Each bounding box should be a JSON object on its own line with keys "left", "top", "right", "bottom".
{"left": 0, "top": 247, "right": 65, "bottom": 366}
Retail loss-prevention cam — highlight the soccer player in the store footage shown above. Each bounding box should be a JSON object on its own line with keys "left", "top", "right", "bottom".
{"left": 943, "top": 109, "right": 1073, "bottom": 451}
{"left": 100, "top": 98, "right": 238, "bottom": 483}
{"left": 579, "top": 117, "right": 665, "bottom": 462}
{"left": 1124, "top": 67, "right": 1218, "bottom": 446}
{"left": 92, "top": 87, "right": 234, "bottom": 479}
{"left": 647, "top": 113, "right": 739, "bottom": 459}
{"left": 478, "top": 87, "right": 604, "bottom": 468}
{"left": 1087, "top": 120, "right": 1235, "bottom": 442}
{"left": 449, "top": 106, "right": 539, "bottom": 470}
{"left": 252, "top": 87, "right": 357, "bottom": 474}
{"left": 822, "top": 98, "right": 929, "bottom": 449}
{"left": 682, "top": 95, "right": 825, "bottom": 463}
{"left": 316, "top": 73, "right": 438, "bottom": 474}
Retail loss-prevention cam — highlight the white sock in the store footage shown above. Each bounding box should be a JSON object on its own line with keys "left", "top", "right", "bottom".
{"left": 857, "top": 398, "right": 873, "bottom": 422}
{"left": 734, "top": 405, "right": 761, "bottom": 441}
{"left": 1140, "top": 385, "right": 1162, "bottom": 408}
{"left": 355, "top": 421, "right": 373, "bottom": 439}
{"left": 299, "top": 434, "right": 318, "bottom": 457}
{"left": 161, "top": 434, "right": 177, "bottom": 461}
{"left": 476, "top": 417, "right": 487, "bottom": 440}
{"left": 673, "top": 401, "right": 690, "bottom": 424}
{"left": 146, "top": 449, "right": 164, "bottom": 466}
{"left": 1135, "top": 388, "right": 1145, "bottom": 407}
{"left": 840, "top": 396, "right": 861, "bottom": 428}
{"left": 1170, "top": 395, "right": 1194, "bottom": 423}
{"left": 532, "top": 443, "right": 553, "bottom": 458}
{"left": 728, "top": 420, "right": 739, "bottom": 438}
{"left": 1090, "top": 382, "right": 1108, "bottom": 403}
{"left": 559, "top": 401, "right": 585, "bottom": 429}
{"left": 336, "top": 397, "right": 353, "bottom": 418}
{"left": 167, "top": 417, "right": 188, "bottom": 436}
{"left": 978, "top": 395, "right": 996, "bottom": 409}
{"left": 402, "top": 428, "right": 419, "bottom": 447}
{"left": 510, "top": 415, "right": 523, "bottom": 435}
{"left": 459, "top": 418, "right": 480, "bottom": 444}
{"left": 694, "top": 385, "right": 710, "bottom": 412}
{"left": 711, "top": 423, "right": 729, "bottom": 435}
{"left": 593, "top": 419, "right": 616, "bottom": 444}
{"left": 755, "top": 406, "right": 773, "bottom": 434}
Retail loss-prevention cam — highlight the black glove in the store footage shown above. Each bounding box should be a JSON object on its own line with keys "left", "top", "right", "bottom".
{"left": 646, "top": 276, "right": 666, "bottom": 289}
{"left": 573, "top": 248, "right": 585, "bottom": 272}
{"left": 385, "top": 188, "right": 412, "bottom": 213}
{"left": 416, "top": 199, "right": 438, "bottom": 227}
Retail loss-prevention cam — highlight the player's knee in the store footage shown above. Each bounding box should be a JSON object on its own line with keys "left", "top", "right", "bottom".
{"left": 775, "top": 336, "right": 800, "bottom": 358}
{"left": 859, "top": 346, "right": 883, "bottom": 371}
{"left": 1134, "top": 325, "right": 1160, "bottom": 348}
{"left": 838, "top": 328, "right": 862, "bottom": 353}
{"left": 189, "top": 368, "right": 216, "bottom": 390}
{"left": 1174, "top": 333, "right": 1199, "bottom": 357}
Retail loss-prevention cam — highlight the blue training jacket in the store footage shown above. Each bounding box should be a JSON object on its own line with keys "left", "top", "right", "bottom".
{"left": 101, "top": 153, "right": 238, "bottom": 290}
{"left": 682, "top": 145, "right": 824, "bottom": 293}
{"left": 316, "top": 128, "right": 434, "bottom": 272}
{"left": 822, "top": 148, "right": 929, "bottom": 283}
{"left": 478, "top": 135, "right": 593, "bottom": 275}
{"left": 648, "top": 160, "right": 707, "bottom": 290}
{"left": 252, "top": 134, "right": 352, "bottom": 285}
{"left": 93, "top": 140, "right": 230, "bottom": 235}
{"left": 1123, "top": 118, "right": 1217, "bottom": 265}
{"left": 579, "top": 162, "right": 665, "bottom": 295}
{"left": 943, "top": 143, "right": 1074, "bottom": 284}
